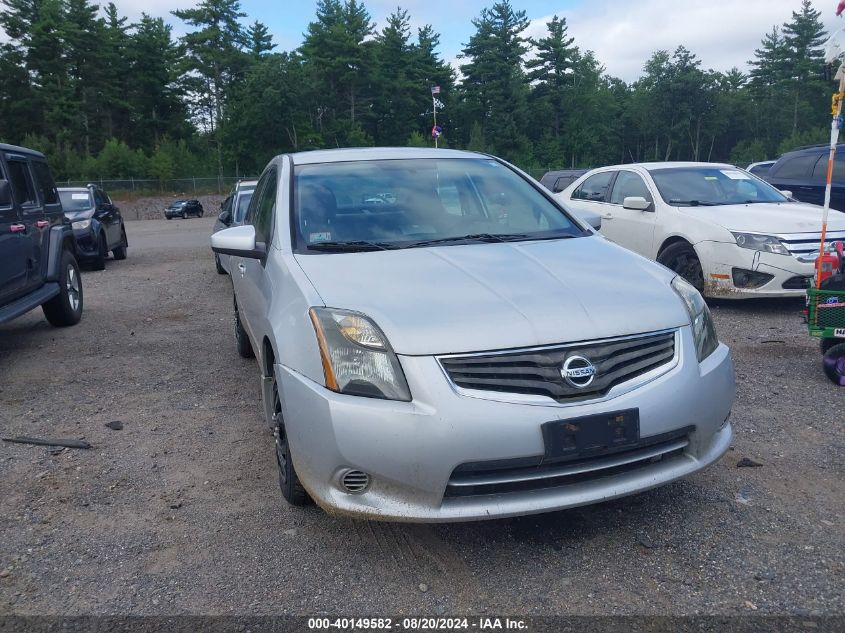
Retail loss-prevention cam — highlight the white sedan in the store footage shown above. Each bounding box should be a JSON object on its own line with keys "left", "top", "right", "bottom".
{"left": 557, "top": 162, "right": 845, "bottom": 298}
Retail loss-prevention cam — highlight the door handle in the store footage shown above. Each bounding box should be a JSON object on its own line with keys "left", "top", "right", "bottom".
{"left": 36, "top": 220, "right": 49, "bottom": 229}
{"left": 238, "top": 263, "right": 246, "bottom": 277}
{"left": 602, "top": 214, "right": 614, "bottom": 220}
{"left": 10, "top": 223, "right": 25, "bottom": 233}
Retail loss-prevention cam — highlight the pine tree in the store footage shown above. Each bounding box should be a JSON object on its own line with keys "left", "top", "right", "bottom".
{"left": 526, "top": 15, "right": 576, "bottom": 138}
{"left": 246, "top": 21, "right": 275, "bottom": 58}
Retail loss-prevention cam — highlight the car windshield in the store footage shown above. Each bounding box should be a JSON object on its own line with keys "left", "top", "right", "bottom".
{"left": 650, "top": 167, "right": 788, "bottom": 207}
{"left": 293, "top": 158, "right": 585, "bottom": 253}
{"left": 58, "top": 190, "right": 93, "bottom": 212}
{"left": 169, "top": 201, "right": 186, "bottom": 209}
{"left": 234, "top": 190, "right": 255, "bottom": 223}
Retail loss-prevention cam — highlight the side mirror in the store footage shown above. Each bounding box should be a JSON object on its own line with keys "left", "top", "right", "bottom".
{"left": 211, "top": 225, "right": 266, "bottom": 260}
{"left": 623, "top": 196, "right": 653, "bottom": 211}
{"left": 218, "top": 210, "right": 232, "bottom": 225}
{"left": 779, "top": 190, "right": 793, "bottom": 199}
{"left": 0, "top": 180, "right": 11, "bottom": 208}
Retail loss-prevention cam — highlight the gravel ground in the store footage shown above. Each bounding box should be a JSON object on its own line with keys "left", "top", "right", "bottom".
{"left": 0, "top": 215, "right": 842, "bottom": 617}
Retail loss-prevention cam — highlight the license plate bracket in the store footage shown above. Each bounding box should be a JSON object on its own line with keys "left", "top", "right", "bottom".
{"left": 542, "top": 409, "right": 640, "bottom": 460}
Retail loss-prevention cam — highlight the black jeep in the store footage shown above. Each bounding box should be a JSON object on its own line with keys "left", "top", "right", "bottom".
{"left": 0, "top": 143, "right": 83, "bottom": 327}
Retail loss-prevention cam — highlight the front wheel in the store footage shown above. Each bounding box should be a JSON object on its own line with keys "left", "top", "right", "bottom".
{"left": 112, "top": 226, "right": 128, "bottom": 260}
{"left": 43, "top": 251, "right": 83, "bottom": 327}
{"left": 823, "top": 344, "right": 845, "bottom": 386}
{"left": 92, "top": 232, "right": 107, "bottom": 270}
{"left": 234, "top": 298, "right": 254, "bottom": 358}
{"left": 657, "top": 242, "right": 704, "bottom": 292}
{"left": 215, "top": 253, "right": 226, "bottom": 275}
{"left": 182, "top": 211, "right": 188, "bottom": 220}
{"left": 271, "top": 373, "right": 310, "bottom": 506}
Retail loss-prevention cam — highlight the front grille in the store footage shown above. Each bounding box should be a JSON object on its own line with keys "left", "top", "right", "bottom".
{"left": 777, "top": 229, "right": 845, "bottom": 259}
{"left": 444, "top": 428, "right": 692, "bottom": 498}
{"left": 439, "top": 331, "right": 676, "bottom": 403}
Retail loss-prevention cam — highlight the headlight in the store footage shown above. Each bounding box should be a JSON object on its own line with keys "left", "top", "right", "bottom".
{"left": 72, "top": 220, "right": 91, "bottom": 230}
{"left": 309, "top": 308, "right": 411, "bottom": 401}
{"left": 731, "top": 232, "right": 789, "bottom": 256}
{"left": 671, "top": 276, "right": 719, "bottom": 362}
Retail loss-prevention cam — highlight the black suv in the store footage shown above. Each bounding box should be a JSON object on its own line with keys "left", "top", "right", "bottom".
{"left": 165, "top": 199, "right": 204, "bottom": 219}
{"left": 539, "top": 169, "right": 589, "bottom": 193}
{"left": 0, "top": 144, "right": 83, "bottom": 327}
{"left": 765, "top": 144, "right": 845, "bottom": 212}
{"left": 58, "top": 184, "right": 128, "bottom": 270}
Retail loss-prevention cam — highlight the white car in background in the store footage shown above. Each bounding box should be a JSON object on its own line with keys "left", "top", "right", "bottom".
{"left": 557, "top": 162, "right": 845, "bottom": 298}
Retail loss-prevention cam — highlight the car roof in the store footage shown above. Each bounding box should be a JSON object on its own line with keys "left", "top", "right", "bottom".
{"left": 288, "top": 147, "right": 483, "bottom": 166}
{"left": 57, "top": 187, "right": 89, "bottom": 193}
{"left": 236, "top": 180, "right": 258, "bottom": 188}
{"left": 0, "top": 143, "right": 46, "bottom": 159}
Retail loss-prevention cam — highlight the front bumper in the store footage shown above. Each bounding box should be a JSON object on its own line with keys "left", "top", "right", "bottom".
{"left": 71, "top": 227, "right": 99, "bottom": 259}
{"left": 277, "top": 326, "right": 735, "bottom": 522}
{"left": 697, "top": 241, "right": 813, "bottom": 299}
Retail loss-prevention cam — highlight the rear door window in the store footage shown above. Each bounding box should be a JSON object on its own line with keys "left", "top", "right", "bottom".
{"left": 572, "top": 172, "right": 615, "bottom": 202}
{"left": 771, "top": 154, "right": 821, "bottom": 180}
{"left": 31, "top": 161, "right": 59, "bottom": 205}
{"left": 7, "top": 160, "right": 38, "bottom": 208}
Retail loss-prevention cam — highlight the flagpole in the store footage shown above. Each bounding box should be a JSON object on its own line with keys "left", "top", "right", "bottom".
{"left": 432, "top": 92, "right": 438, "bottom": 149}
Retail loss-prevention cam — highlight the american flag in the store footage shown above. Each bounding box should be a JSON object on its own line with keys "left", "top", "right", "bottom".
{"left": 431, "top": 85, "right": 441, "bottom": 95}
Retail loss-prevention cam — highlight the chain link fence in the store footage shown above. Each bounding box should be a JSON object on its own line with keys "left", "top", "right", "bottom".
{"left": 56, "top": 176, "right": 258, "bottom": 197}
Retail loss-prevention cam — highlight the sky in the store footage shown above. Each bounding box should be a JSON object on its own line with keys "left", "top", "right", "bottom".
{"left": 57, "top": 0, "right": 845, "bottom": 82}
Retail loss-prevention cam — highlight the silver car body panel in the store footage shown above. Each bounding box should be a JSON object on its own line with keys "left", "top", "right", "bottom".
{"left": 223, "top": 149, "right": 736, "bottom": 522}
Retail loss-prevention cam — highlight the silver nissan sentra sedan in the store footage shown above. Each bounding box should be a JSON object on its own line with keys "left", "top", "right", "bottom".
{"left": 211, "top": 147, "right": 735, "bottom": 522}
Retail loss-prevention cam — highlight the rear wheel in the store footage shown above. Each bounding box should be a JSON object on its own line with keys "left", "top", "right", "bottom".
{"left": 821, "top": 338, "right": 840, "bottom": 354}
{"left": 42, "top": 251, "right": 83, "bottom": 327}
{"left": 112, "top": 226, "right": 128, "bottom": 260}
{"left": 271, "top": 372, "right": 309, "bottom": 506}
{"left": 234, "top": 298, "right": 254, "bottom": 358}
{"left": 822, "top": 343, "right": 845, "bottom": 386}
{"left": 92, "top": 232, "right": 107, "bottom": 270}
{"left": 657, "top": 242, "right": 704, "bottom": 292}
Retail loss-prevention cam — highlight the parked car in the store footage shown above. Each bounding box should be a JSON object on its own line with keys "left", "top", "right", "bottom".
{"left": 539, "top": 168, "right": 589, "bottom": 193}
{"left": 165, "top": 199, "right": 204, "bottom": 219}
{"left": 558, "top": 162, "right": 845, "bottom": 298}
{"left": 211, "top": 147, "right": 735, "bottom": 522}
{"left": 746, "top": 160, "right": 776, "bottom": 177}
{"left": 57, "top": 184, "right": 127, "bottom": 270}
{"left": 764, "top": 144, "right": 845, "bottom": 211}
{"left": 212, "top": 179, "right": 257, "bottom": 274}
{"left": 0, "top": 143, "right": 83, "bottom": 327}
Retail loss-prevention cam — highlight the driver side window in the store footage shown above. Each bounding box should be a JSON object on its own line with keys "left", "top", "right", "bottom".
{"left": 250, "top": 169, "right": 277, "bottom": 245}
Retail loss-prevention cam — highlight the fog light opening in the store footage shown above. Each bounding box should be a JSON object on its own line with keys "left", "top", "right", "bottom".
{"left": 340, "top": 470, "right": 371, "bottom": 494}
{"left": 731, "top": 268, "right": 775, "bottom": 290}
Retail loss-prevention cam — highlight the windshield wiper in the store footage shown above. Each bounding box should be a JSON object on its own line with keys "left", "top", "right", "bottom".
{"left": 405, "top": 233, "right": 537, "bottom": 248}
{"left": 669, "top": 199, "right": 720, "bottom": 207}
{"left": 306, "top": 240, "right": 400, "bottom": 252}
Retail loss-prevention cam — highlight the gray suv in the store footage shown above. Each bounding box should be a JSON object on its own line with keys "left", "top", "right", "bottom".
{"left": 0, "top": 144, "right": 83, "bottom": 327}
{"left": 212, "top": 148, "right": 735, "bottom": 522}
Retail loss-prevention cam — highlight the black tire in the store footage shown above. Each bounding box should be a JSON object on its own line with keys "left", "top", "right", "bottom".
{"left": 234, "top": 298, "right": 254, "bottom": 358}
{"left": 198, "top": 210, "right": 204, "bottom": 218}
{"left": 822, "top": 343, "right": 845, "bottom": 386}
{"left": 182, "top": 210, "right": 188, "bottom": 220}
{"left": 92, "top": 232, "right": 107, "bottom": 270}
{"left": 271, "top": 372, "right": 310, "bottom": 506}
{"left": 42, "top": 250, "right": 83, "bottom": 327}
{"left": 657, "top": 242, "right": 704, "bottom": 292}
{"left": 215, "top": 253, "right": 226, "bottom": 275}
{"left": 112, "top": 226, "right": 128, "bottom": 260}
{"left": 821, "top": 338, "right": 841, "bottom": 354}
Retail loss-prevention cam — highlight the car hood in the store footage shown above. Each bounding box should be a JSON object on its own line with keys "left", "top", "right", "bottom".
{"left": 680, "top": 202, "right": 845, "bottom": 235}
{"left": 294, "top": 237, "right": 690, "bottom": 356}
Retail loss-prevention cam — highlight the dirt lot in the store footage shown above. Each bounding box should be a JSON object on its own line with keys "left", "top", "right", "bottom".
{"left": 0, "top": 215, "right": 843, "bottom": 617}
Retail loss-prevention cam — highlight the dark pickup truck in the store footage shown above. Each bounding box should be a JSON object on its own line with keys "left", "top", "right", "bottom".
{"left": 0, "top": 143, "right": 83, "bottom": 327}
